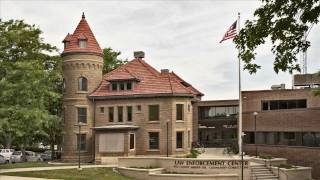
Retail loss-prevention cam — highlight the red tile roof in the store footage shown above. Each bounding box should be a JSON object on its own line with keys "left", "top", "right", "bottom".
{"left": 89, "top": 59, "right": 203, "bottom": 98}
{"left": 62, "top": 13, "right": 102, "bottom": 56}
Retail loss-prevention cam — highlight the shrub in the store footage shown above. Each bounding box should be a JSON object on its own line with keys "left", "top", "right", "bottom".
{"left": 186, "top": 148, "right": 201, "bottom": 158}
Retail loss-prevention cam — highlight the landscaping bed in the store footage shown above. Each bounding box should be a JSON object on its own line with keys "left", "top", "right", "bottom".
{"left": 2, "top": 167, "right": 132, "bottom": 180}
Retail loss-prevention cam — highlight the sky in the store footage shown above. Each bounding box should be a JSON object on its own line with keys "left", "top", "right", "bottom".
{"left": 1, "top": 0, "right": 319, "bottom": 100}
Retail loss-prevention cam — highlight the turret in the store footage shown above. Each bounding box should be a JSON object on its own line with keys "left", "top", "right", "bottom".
{"left": 61, "top": 13, "right": 103, "bottom": 162}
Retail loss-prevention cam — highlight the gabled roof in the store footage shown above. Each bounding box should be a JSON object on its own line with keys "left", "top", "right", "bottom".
{"left": 62, "top": 13, "right": 103, "bottom": 56}
{"left": 89, "top": 59, "right": 203, "bottom": 99}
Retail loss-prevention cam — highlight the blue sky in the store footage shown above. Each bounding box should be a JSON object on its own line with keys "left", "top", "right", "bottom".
{"left": 1, "top": 0, "right": 319, "bottom": 100}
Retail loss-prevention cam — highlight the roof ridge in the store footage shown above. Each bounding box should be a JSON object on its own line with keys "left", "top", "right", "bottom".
{"left": 136, "top": 59, "right": 160, "bottom": 77}
{"left": 169, "top": 73, "right": 192, "bottom": 94}
{"left": 124, "top": 67, "right": 139, "bottom": 80}
{"left": 167, "top": 73, "right": 174, "bottom": 94}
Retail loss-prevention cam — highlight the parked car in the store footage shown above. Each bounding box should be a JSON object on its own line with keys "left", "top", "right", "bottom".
{"left": 0, "top": 154, "right": 7, "bottom": 164}
{"left": 10, "top": 151, "right": 42, "bottom": 163}
{"left": 0, "top": 149, "right": 14, "bottom": 162}
{"left": 40, "top": 150, "right": 61, "bottom": 161}
{"left": 40, "top": 150, "right": 52, "bottom": 161}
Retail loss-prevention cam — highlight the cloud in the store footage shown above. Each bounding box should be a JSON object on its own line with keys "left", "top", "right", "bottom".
{"left": 2, "top": 0, "right": 319, "bottom": 100}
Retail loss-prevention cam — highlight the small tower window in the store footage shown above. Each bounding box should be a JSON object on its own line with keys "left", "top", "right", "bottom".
{"left": 79, "top": 40, "right": 87, "bottom": 48}
{"left": 78, "top": 77, "right": 88, "bottom": 91}
{"left": 64, "top": 41, "right": 70, "bottom": 49}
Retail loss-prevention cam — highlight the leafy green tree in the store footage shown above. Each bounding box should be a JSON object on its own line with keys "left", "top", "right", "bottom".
{"left": 234, "top": 0, "right": 319, "bottom": 74}
{"left": 102, "top": 48, "right": 128, "bottom": 74}
{"left": 0, "top": 19, "right": 60, "bottom": 160}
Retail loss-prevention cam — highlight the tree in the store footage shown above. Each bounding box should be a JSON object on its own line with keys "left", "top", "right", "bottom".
{"left": 0, "top": 20, "right": 60, "bottom": 160}
{"left": 102, "top": 48, "right": 128, "bottom": 74}
{"left": 234, "top": 0, "right": 319, "bottom": 74}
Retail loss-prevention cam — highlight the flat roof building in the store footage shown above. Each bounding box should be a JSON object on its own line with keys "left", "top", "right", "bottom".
{"left": 242, "top": 88, "right": 320, "bottom": 179}
{"left": 194, "top": 100, "right": 238, "bottom": 148}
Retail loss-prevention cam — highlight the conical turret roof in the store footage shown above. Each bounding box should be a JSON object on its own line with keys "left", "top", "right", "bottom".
{"left": 62, "top": 13, "right": 103, "bottom": 56}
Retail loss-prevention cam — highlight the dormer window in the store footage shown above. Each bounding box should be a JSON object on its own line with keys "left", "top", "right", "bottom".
{"left": 126, "top": 82, "right": 132, "bottom": 90}
{"left": 110, "top": 81, "right": 133, "bottom": 91}
{"left": 111, "top": 83, "right": 117, "bottom": 91}
{"left": 79, "top": 40, "right": 87, "bottom": 48}
{"left": 64, "top": 41, "right": 70, "bottom": 49}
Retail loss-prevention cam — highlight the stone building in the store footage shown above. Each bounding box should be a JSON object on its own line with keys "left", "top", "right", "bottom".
{"left": 61, "top": 14, "right": 202, "bottom": 162}
{"left": 242, "top": 86, "right": 320, "bottom": 179}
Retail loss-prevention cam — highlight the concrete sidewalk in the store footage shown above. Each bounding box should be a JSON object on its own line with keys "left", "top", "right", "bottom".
{"left": 0, "top": 164, "right": 116, "bottom": 173}
{"left": 0, "top": 175, "right": 58, "bottom": 180}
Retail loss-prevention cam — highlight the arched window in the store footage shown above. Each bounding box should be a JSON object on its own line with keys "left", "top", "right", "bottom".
{"left": 78, "top": 77, "right": 88, "bottom": 91}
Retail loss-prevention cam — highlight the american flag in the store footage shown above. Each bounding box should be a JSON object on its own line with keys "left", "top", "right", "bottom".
{"left": 219, "top": 21, "right": 237, "bottom": 43}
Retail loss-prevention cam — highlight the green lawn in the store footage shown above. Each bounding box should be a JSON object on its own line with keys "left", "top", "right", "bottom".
{"left": 0, "top": 162, "right": 57, "bottom": 169}
{"left": 2, "top": 167, "right": 132, "bottom": 180}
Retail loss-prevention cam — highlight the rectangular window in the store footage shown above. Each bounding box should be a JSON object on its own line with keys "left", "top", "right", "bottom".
{"left": 77, "top": 134, "right": 86, "bottom": 151}
{"left": 136, "top": 105, "right": 141, "bottom": 112}
{"left": 108, "top": 107, "right": 114, "bottom": 122}
{"left": 126, "top": 82, "right": 132, "bottom": 90}
{"left": 284, "top": 132, "right": 295, "bottom": 140}
{"left": 129, "top": 133, "right": 135, "bottom": 150}
{"left": 111, "top": 83, "right": 117, "bottom": 91}
{"left": 176, "top": 104, "right": 184, "bottom": 120}
{"left": 120, "top": 83, "right": 125, "bottom": 91}
{"left": 118, "top": 106, "right": 123, "bottom": 122}
{"left": 176, "top": 131, "right": 184, "bottom": 149}
{"left": 262, "top": 101, "right": 269, "bottom": 110}
{"left": 279, "top": 100, "right": 288, "bottom": 109}
{"left": 149, "top": 132, "right": 159, "bottom": 149}
{"left": 262, "top": 99, "right": 307, "bottom": 111}
{"left": 127, "top": 106, "right": 132, "bottom": 122}
{"left": 297, "top": 99, "right": 307, "bottom": 108}
{"left": 100, "top": 107, "right": 104, "bottom": 113}
{"left": 77, "top": 107, "right": 87, "bottom": 123}
{"left": 270, "top": 101, "right": 279, "bottom": 110}
{"left": 149, "top": 105, "right": 159, "bottom": 121}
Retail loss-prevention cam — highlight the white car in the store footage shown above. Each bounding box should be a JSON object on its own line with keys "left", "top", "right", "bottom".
{"left": 0, "top": 154, "right": 6, "bottom": 164}
{"left": 10, "top": 151, "right": 42, "bottom": 163}
{"left": 0, "top": 149, "right": 14, "bottom": 162}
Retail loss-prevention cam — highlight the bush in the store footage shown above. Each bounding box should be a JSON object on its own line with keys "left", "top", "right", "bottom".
{"left": 277, "top": 164, "right": 295, "bottom": 169}
{"left": 186, "top": 148, "right": 201, "bottom": 158}
{"left": 224, "top": 143, "right": 239, "bottom": 154}
{"left": 258, "top": 154, "right": 273, "bottom": 159}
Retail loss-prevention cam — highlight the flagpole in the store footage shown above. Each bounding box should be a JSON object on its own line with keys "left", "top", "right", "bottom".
{"left": 237, "top": 12, "right": 244, "bottom": 180}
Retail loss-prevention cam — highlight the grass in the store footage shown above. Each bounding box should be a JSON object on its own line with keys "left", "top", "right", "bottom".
{"left": 2, "top": 167, "right": 132, "bottom": 180}
{"left": 0, "top": 162, "right": 58, "bottom": 169}
{"left": 129, "top": 166, "right": 160, "bottom": 169}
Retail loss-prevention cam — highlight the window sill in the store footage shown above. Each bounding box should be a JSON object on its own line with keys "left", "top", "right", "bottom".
{"left": 176, "top": 148, "right": 184, "bottom": 151}
{"left": 77, "top": 91, "right": 88, "bottom": 94}
{"left": 176, "top": 120, "right": 184, "bottom": 123}
{"left": 75, "top": 123, "right": 88, "bottom": 126}
{"left": 148, "top": 121, "right": 160, "bottom": 124}
{"left": 147, "top": 149, "right": 160, "bottom": 152}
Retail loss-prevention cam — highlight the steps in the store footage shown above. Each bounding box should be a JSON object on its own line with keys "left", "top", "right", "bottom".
{"left": 251, "top": 164, "right": 278, "bottom": 180}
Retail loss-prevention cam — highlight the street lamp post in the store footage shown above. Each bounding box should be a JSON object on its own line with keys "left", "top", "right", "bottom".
{"left": 241, "top": 132, "right": 245, "bottom": 180}
{"left": 74, "top": 122, "right": 85, "bottom": 170}
{"left": 253, "top": 112, "right": 258, "bottom": 157}
{"left": 166, "top": 120, "right": 169, "bottom": 157}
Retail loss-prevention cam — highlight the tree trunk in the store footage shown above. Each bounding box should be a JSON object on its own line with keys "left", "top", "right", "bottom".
{"left": 50, "top": 143, "right": 55, "bottom": 160}
{"left": 4, "top": 133, "right": 12, "bottom": 149}
{"left": 21, "top": 147, "right": 27, "bottom": 162}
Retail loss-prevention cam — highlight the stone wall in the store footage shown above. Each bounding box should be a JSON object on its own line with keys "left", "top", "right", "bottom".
{"left": 94, "top": 97, "right": 193, "bottom": 160}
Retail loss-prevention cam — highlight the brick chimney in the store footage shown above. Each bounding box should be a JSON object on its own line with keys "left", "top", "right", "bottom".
{"left": 134, "top": 51, "right": 145, "bottom": 59}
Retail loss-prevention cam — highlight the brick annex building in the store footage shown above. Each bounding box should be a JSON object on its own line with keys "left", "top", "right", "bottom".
{"left": 61, "top": 14, "right": 203, "bottom": 162}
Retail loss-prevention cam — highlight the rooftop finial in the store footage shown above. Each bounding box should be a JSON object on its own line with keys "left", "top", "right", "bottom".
{"left": 82, "top": 12, "right": 85, "bottom": 19}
